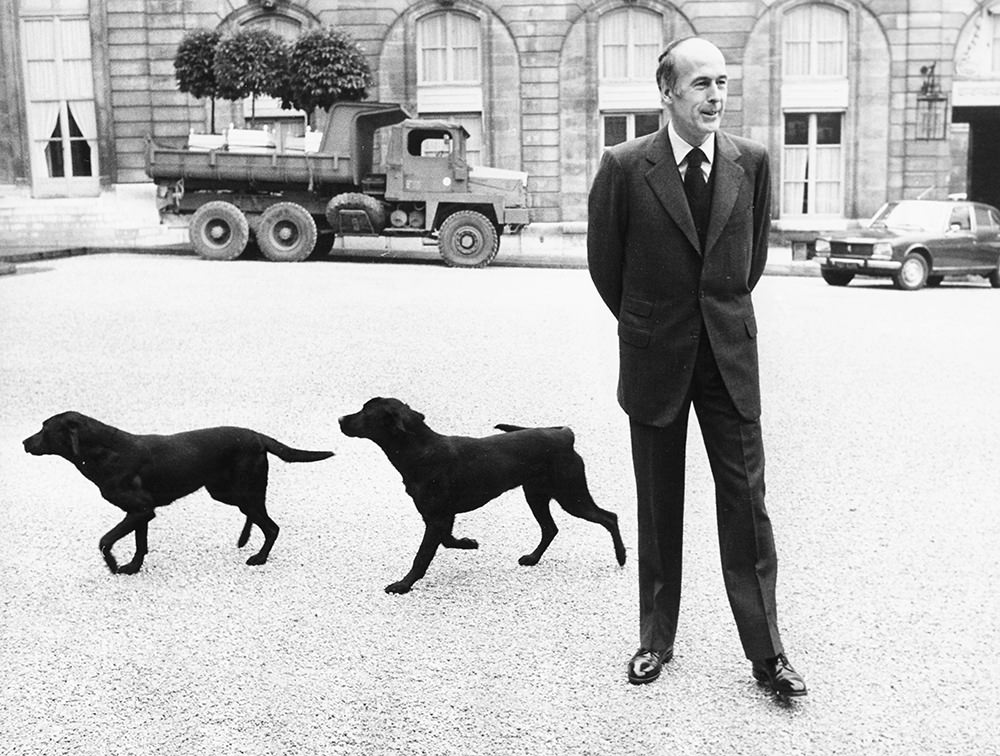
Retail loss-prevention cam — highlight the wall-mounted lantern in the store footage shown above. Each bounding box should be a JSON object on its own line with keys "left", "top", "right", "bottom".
{"left": 916, "top": 62, "right": 947, "bottom": 140}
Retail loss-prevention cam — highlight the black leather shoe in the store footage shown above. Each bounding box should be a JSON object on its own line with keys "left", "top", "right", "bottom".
{"left": 752, "top": 653, "right": 807, "bottom": 697}
{"left": 627, "top": 647, "right": 673, "bottom": 685}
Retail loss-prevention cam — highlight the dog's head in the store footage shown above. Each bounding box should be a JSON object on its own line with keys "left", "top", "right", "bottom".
{"left": 23, "top": 411, "right": 91, "bottom": 461}
{"left": 338, "top": 397, "right": 426, "bottom": 444}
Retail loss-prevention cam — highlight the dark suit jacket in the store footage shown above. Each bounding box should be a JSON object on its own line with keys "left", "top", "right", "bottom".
{"left": 587, "top": 126, "right": 772, "bottom": 426}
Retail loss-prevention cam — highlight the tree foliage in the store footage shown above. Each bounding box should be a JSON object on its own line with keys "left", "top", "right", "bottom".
{"left": 212, "top": 27, "right": 288, "bottom": 113}
{"left": 174, "top": 29, "right": 220, "bottom": 100}
{"left": 281, "top": 27, "right": 373, "bottom": 114}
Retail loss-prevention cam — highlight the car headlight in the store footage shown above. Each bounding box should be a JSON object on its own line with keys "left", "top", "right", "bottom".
{"left": 872, "top": 242, "right": 893, "bottom": 259}
{"left": 814, "top": 238, "right": 830, "bottom": 254}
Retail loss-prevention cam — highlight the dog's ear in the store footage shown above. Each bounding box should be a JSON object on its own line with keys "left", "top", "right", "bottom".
{"left": 64, "top": 421, "right": 80, "bottom": 458}
{"left": 382, "top": 406, "right": 408, "bottom": 437}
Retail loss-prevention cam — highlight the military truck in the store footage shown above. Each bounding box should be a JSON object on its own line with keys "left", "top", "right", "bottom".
{"left": 144, "top": 101, "right": 530, "bottom": 267}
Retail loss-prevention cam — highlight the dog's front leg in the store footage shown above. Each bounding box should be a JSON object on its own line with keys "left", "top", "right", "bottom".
{"left": 385, "top": 518, "right": 451, "bottom": 594}
{"left": 98, "top": 511, "right": 153, "bottom": 574}
{"left": 117, "top": 515, "right": 154, "bottom": 574}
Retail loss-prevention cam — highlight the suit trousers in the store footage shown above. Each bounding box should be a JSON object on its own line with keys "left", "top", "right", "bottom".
{"left": 629, "top": 334, "right": 784, "bottom": 661}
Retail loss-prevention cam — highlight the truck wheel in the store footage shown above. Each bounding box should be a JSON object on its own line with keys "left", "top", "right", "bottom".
{"left": 256, "top": 202, "right": 317, "bottom": 262}
{"left": 326, "top": 193, "right": 386, "bottom": 234}
{"left": 438, "top": 210, "right": 499, "bottom": 268}
{"left": 189, "top": 201, "right": 249, "bottom": 260}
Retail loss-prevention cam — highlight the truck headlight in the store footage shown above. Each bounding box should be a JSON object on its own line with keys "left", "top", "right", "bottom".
{"left": 814, "top": 238, "right": 830, "bottom": 254}
{"left": 872, "top": 242, "right": 893, "bottom": 259}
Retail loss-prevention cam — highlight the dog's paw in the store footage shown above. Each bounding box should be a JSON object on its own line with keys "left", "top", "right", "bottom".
{"left": 245, "top": 554, "right": 268, "bottom": 566}
{"left": 101, "top": 552, "right": 119, "bottom": 574}
{"left": 385, "top": 581, "right": 412, "bottom": 594}
{"left": 518, "top": 554, "right": 541, "bottom": 566}
{"left": 453, "top": 537, "right": 478, "bottom": 549}
{"left": 116, "top": 561, "right": 142, "bottom": 575}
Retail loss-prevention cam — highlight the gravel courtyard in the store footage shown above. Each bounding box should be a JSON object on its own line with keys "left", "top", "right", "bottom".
{"left": 1, "top": 254, "right": 997, "bottom": 755}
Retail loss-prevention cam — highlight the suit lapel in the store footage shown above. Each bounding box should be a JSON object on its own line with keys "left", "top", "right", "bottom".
{"left": 704, "top": 132, "right": 745, "bottom": 255}
{"left": 643, "top": 128, "right": 701, "bottom": 253}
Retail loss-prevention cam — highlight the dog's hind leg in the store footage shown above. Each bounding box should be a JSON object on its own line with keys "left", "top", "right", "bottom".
{"left": 98, "top": 511, "right": 154, "bottom": 574}
{"left": 239, "top": 503, "right": 279, "bottom": 566}
{"left": 552, "top": 457, "right": 627, "bottom": 566}
{"left": 519, "top": 485, "right": 558, "bottom": 566}
{"left": 236, "top": 517, "right": 253, "bottom": 548}
{"left": 386, "top": 517, "right": 451, "bottom": 594}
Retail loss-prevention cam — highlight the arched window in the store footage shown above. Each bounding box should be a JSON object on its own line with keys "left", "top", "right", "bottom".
{"left": 780, "top": 4, "right": 849, "bottom": 217}
{"left": 416, "top": 11, "right": 483, "bottom": 164}
{"left": 598, "top": 7, "right": 663, "bottom": 148}
{"left": 20, "top": 0, "right": 99, "bottom": 197}
{"left": 417, "top": 11, "right": 480, "bottom": 85}
{"left": 783, "top": 4, "right": 847, "bottom": 78}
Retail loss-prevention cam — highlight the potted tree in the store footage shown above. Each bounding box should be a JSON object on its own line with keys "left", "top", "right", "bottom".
{"left": 213, "top": 26, "right": 287, "bottom": 144}
{"left": 173, "top": 29, "right": 222, "bottom": 147}
{"left": 281, "top": 26, "right": 373, "bottom": 127}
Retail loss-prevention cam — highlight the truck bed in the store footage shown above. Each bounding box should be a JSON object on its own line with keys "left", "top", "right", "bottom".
{"left": 145, "top": 140, "right": 355, "bottom": 189}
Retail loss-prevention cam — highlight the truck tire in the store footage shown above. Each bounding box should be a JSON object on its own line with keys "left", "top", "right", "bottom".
{"left": 438, "top": 210, "right": 499, "bottom": 268}
{"left": 326, "top": 193, "right": 386, "bottom": 234}
{"left": 256, "top": 202, "right": 317, "bottom": 262}
{"left": 189, "top": 201, "right": 249, "bottom": 261}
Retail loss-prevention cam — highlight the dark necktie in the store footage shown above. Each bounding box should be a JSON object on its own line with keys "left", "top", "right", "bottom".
{"left": 684, "top": 147, "right": 710, "bottom": 249}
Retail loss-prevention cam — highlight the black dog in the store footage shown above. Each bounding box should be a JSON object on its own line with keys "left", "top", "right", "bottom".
{"left": 339, "top": 397, "right": 626, "bottom": 593}
{"left": 23, "top": 411, "right": 334, "bottom": 573}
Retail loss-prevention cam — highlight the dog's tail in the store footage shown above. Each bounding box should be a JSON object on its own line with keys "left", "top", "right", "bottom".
{"left": 494, "top": 424, "right": 576, "bottom": 445}
{"left": 260, "top": 435, "right": 334, "bottom": 463}
{"left": 494, "top": 423, "right": 527, "bottom": 433}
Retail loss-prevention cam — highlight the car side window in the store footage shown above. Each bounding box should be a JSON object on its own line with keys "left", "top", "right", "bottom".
{"left": 974, "top": 205, "right": 993, "bottom": 231}
{"left": 949, "top": 205, "right": 971, "bottom": 231}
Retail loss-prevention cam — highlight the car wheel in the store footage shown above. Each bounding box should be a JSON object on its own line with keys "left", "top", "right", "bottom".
{"left": 989, "top": 256, "right": 1000, "bottom": 288}
{"left": 821, "top": 269, "right": 854, "bottom": 286}
{"left": 437, "top": 210, "right": 499, "bottom": 268}
{"left": 893, "top": 253, "right": 929, "bottom": 291}
{"left": 926, "top": 275, "right": 943, "bottom": 287}
{"left": 189, "top": 201, "right": 249, "bottom": 261}
{"left": 256, "top": 202, "right": 317, "bottom": 262}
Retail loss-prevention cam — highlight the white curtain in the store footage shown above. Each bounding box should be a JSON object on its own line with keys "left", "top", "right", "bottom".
{"left": 29, "top": 101, "right": 60, "bottom": 178}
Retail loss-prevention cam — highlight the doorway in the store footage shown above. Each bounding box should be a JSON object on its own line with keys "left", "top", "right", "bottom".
{"left": 21, "top": 11, "right": 99, "bottom": 197}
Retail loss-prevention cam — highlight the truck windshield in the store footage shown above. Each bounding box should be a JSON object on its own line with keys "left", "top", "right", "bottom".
{"left": 408, "top": 129, "right": 452, "bottom": 157}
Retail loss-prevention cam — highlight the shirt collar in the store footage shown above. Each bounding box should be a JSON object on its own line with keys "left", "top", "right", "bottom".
{"left": 667, "top": 121, "right": 715, "bottom": 168}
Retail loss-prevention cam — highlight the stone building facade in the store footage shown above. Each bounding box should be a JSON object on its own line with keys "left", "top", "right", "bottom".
{"left": 2, "top": 0, "right": 999, "bottom": 229}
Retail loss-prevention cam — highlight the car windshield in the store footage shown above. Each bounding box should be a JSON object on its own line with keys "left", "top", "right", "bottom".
{"left": 868, "top": 202, "right": 949, "bottom": 233}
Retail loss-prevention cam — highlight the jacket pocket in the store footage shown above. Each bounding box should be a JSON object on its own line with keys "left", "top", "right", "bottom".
{"left": 622, "top": 295, "right": 654, "bottom": 318}
{"left": 619, "top": 322, "right": 650, "bottom": 348}
{"left": 745, "top": 316, "right": 757, "bottom": 339}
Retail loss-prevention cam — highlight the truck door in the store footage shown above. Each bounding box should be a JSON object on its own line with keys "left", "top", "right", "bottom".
{"left": 398, "top": 127, "right": 468, "bottom": 195}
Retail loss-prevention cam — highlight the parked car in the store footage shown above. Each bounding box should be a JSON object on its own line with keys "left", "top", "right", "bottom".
{"left": 814, "top": 199, "right": 1000, "bottom": 290}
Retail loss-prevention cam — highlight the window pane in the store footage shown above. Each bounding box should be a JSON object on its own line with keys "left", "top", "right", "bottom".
{"left": 601, "top": 10, "right": 628, "bottom": 79}
{"left": 422, "top": 49, "right": 445, "bottom": 82}
{"left": 784, "top": 114, "right": 809, "bottom": 145}
{"left": 604, "top": 116, "right": 627, "bottom": 146}
{"left": 419, "top": 14, "right": 446, "bottom": 47}
{"left": 635, "top": 112, "right": 660, "bottom": 137}
{"left": 453, "top": 47, "right": 479, "bottom": 80}
{"left": 974, "top": 205, "right": 992, "bottom": 230}
{"left": 816, "top": 113, "right": 841, "bottom": 144}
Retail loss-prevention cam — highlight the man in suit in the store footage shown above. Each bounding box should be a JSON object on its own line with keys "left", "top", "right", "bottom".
{"left": 587, "top": 36, "right": 806, "bottom": 696}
